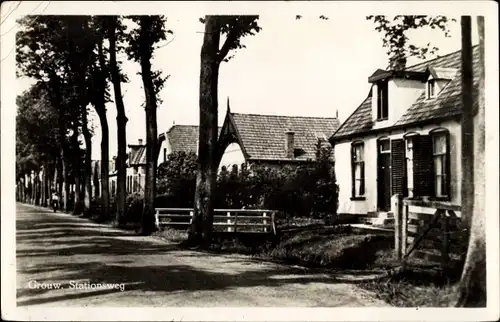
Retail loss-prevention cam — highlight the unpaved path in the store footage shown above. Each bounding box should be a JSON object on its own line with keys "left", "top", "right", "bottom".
{"left": 16, "top": 203, "right": 388, "bottom": 307}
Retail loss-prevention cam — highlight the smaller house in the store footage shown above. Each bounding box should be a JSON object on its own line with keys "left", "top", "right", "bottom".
{"left": 157, "top": 125, "right": 223, "bottom": 166}
{"left": 216, "top": 105, "right": 340, "bottom": 171}
{"left": 126, "top": 139, "right": 146, "bottom": 194}
{"left": 106, "top": 139, "right": 146, "bottom": 197}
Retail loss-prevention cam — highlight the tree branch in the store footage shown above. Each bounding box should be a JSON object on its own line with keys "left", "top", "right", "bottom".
{"left": 217, "top": 23, "right": 240, "bottom": 63}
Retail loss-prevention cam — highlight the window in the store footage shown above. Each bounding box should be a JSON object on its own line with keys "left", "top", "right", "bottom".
{"left": 405, "top": 137, "right": 415, "bottom": 198}
{"left": 379, "top": 139, "right": 390, "bottom": 153}
{"left": 427, "top": 79, "right": 436, "bottom": 98}
{"left": 163, "top": 148, "right": 167, "bottom": 163}
{"left": 351, "top": 142, "right": 365, "bottom": 197}
{"left": 377, "top": 81, "right": 389, "bottom": 120}
{"left": 432, "top": 130, "right": 449, "bottom": 198}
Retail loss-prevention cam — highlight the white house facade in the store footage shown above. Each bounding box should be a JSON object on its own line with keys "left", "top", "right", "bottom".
{"left": 330, "top": 46, "right": 478, "bottom": 217}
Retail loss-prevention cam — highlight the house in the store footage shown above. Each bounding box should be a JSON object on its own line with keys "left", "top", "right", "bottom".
{"left": 106, "top": 140, "right": 146, "bottom": 197}
{"left": 330, "top": 46, "right": 479, "bottom": 217}
{"left": 216, "top": 106, "right": 340, "bottom": 170}
{"left": 157, "top": 124, "right": 223, "bottom": 165}
{"left": 126, "top": 139, "right": 147, "bottom": 194}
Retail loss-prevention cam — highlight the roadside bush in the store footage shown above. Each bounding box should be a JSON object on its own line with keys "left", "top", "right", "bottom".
{"left": 125, "top": 192, "right": 144, "bottom": 223}
{"left": 215, "top": 145, "right": 339, "bottom": 219}
{"left": 151, "top": 145, "right": 338, "bottom": 222}
{"left": 157, "top": 151, "right": 197, "bottom": 200}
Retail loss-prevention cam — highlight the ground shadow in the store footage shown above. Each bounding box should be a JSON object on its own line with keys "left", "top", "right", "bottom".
{"left": 16, "top": 203, "right": 385, "bottom": 307}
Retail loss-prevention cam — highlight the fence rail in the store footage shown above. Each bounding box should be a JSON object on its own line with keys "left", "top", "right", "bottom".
{"left": 155, "top": 208, "right": 277, "bottom": 235}
{"left": 392, "top": 194, "right": 463, "bottom": 266}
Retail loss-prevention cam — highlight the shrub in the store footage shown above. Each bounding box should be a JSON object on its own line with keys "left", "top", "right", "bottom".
{"left": 125, "top": 192, "right": 144, "bottom": 223}
{"left": 157, "top": 151, "right": 197, "bottom": 199}
{"left": 152, "top": 146, "right": 339, "bottom": 220}
{"left": 215, "top": 145, "right": 339, "bottom": 219}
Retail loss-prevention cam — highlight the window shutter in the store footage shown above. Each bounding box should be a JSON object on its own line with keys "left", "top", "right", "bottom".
{"left": 391, "top": 138, "right": 407, "bottom": 196}
{"left": 351, "top": 145, "right": 356, "bottom": 197}
{"left": 413, "top": 135, "right": 435, "bottom": 197}
{"left": 360, "top": 162, "right": 365, "bottom": 195}
{"left": 445, "top": 132, "right": 451, "bottom": 198}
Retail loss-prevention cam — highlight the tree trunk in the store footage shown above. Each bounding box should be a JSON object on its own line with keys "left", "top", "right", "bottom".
{"left": 188, "top": 16, "right": 220, "bottom": 248}
{"left": 72, "top": 123, "right": 82, "bottom": 215}
{"left": 96, "top": 40, "right": 110, "bottom": 221}
{"left": 108, "top": 17, "right": 128, "bottom": 227}
{"left": 61, "top": 149, "right": 70, "bottom": 212}
{"left": 34, "top": 173, "right": 38, "bottom": 205}
{"left": 98, "top": 110, "right": 110, "bottom": 220}
{"left": 138, "top": 18, "right": 158, "bottom": 236}
{"left": 82, "top": 109, "right": 92, "bottom": 217}
{"left": 460, "top": 16, "right": 474, "bottom": 230}
{"left": 456, "top": 15, "right": 486, "bottom": 308}
{"left": 42, "top": 162, "right": 47, "bottom": 206}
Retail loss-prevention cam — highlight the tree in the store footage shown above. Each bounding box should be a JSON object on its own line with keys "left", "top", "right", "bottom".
{"left": 456, "top": 15, "right": 486, "bottom": 307}
{"left": 88, "top": 16, "right": 113, "bottom": 220}
{"left": 368, "top": 15, "right": 486, "bottom": 307}
{"left": 188, "top": 15, "right": 261, "bottom": 247}
{"left": 16, "top": 16, "right": 79, "bottom": 212}
{"left": 125, "top": 15, "right": 170, "bottom": 235}
{"left": 105, "top": 16, "right": 129, "bottom": 227}
{"left": 16, "top": 83, "right": 60, "bottom": 206}
{"left": 64, "top": 16, "right": 96, "bottom": 215}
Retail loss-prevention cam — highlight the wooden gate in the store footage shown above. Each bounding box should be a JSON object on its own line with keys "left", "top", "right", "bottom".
{"left": 392, "top": 194, "right": 463, "bottom": 266}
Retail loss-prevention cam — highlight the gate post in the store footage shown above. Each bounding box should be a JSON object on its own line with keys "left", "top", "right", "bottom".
{"left": 392, "top": 194, "right": 403, "bottom": 259}
{"left": 401, "top": 199, "right": 409, "bottom": 256}
{"left": 227, "top": 212, "right": 233, "bottom": 232}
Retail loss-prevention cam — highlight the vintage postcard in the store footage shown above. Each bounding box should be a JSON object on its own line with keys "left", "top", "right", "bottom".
{"left": 1, "top": 1, "right": 498, "bottom": 321}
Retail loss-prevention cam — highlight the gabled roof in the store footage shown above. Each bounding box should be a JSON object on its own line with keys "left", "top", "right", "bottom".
{"left": 225, "top": 112, "right": 340, "bottom": 162}
{"left": 165, "top": 125, "right": 222, "bottom": 154}
{"left": 332, "top": 46, "right": 480, "bottom": 141}
{"left": 427, "top": 67, "right": 458, "bottom": 80}
{"left": 128, "top": 145, "right": 146, "bottom": 165}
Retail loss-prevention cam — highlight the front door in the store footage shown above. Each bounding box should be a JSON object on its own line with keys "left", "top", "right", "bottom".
{"left": 377, "top": 139, "right": 391, "bottom": 211}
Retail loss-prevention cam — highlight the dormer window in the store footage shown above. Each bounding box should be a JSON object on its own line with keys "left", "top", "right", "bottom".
{"left": 377, "top": 80, "right": 389, "bottom": 120}
{"left": 427, "top": 79, "right": 436, "bottom": 99}
{"left": 425, "top": 67, "right": 458, "bottom": 100}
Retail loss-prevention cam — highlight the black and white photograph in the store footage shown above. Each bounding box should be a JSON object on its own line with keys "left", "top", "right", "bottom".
{"left": 1, "top": 1, "right": 498, "bottom": 321}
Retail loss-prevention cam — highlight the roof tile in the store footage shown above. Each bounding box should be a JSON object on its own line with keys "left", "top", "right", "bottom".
{"left": 230, "top": 113, "right": 340, "bottom": 161}
{"left": 166, "top": 125, "right": 222, "bottom": 154}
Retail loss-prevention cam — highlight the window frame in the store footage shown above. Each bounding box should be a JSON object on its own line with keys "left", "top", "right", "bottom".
{"left": 430, "top": 128, "right": 451, "bottom": 200}
{"left": 377, "top": 80, "right": 389, "bottom": 121}
{"left": 403, "top": 132, "right": 420, "bottom": 198}
{"left": 427, "top": 79, "right": 436, "bottom": 99}
{"left": 351, "top": 141, "right": 366, "bottom": 200}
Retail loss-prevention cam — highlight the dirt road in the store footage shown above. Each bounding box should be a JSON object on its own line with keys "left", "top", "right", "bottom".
{"left": 16, "top": 203, "right": 387, "bottom": 307}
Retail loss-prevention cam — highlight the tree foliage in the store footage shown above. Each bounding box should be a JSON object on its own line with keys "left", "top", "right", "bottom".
{"left": 157, "top": 151, "right": 198, "bottom": 197}
{"left": 199, "top": 15, "right": 261, "bottom": 63}
{"left": 16, "top": 83, "right": 59, "bottom": 177}
{"left": 125, "top": 15, "right": 172, "bottom": 105}
{"left": 367, "top": 15, "right": 456, "bottom": 70}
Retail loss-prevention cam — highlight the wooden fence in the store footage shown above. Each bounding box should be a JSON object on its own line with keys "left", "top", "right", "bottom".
{"left": 392, "top": 194, "right": 463, "bottom": 266}
{"left": 155, "top": 208, "right": 277, "bottom": 235}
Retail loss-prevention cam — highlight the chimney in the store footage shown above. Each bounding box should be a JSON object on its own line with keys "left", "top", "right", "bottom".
{"left": 138, "top": 139, "right": 143, "bottom": 145}
{"left": 285, "top": 130, "right": 295, "bottom": 158}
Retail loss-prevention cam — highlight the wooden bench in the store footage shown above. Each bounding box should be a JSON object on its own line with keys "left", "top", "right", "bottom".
{"left": 154, "top": 208, "right": 277, "bottom": 236}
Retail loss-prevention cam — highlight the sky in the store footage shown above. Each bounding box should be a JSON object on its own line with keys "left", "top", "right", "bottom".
{"left": 10, "top": 3, "right": 479, "bottom": 160}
